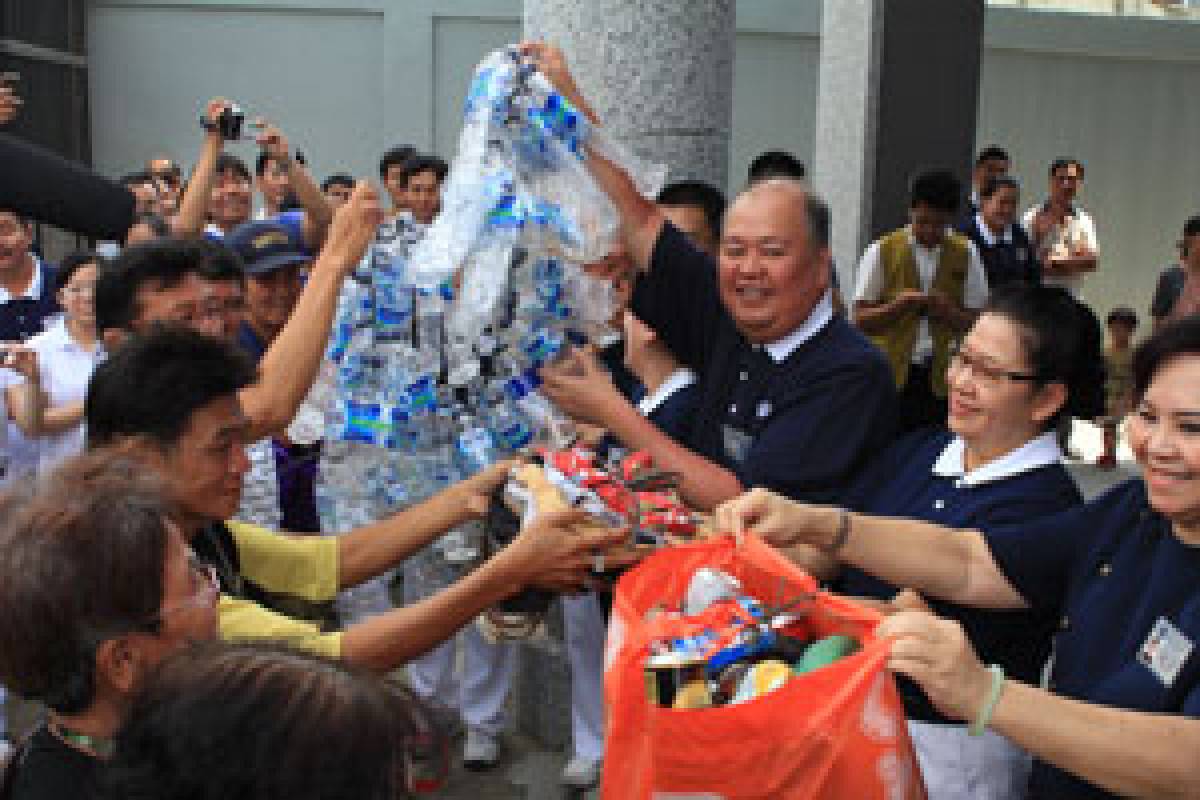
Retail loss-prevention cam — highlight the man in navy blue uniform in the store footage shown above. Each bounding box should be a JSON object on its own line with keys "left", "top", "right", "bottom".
{"left": 529, "top": 45, "right": 896, "bottom": 542}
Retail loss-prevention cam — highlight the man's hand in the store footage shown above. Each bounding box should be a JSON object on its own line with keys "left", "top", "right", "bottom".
{"left": 894, "top": 289, "right": 927, "bottom": 315}
{"left": 713, "top": 487, "right": 841, "bottom": 549}
{"left": 455, "top": 460, "right": 517, "bottom": 517}
{"left": 252, "top": 119, "right": 291, "bottom": 160}
{"left": 317, "top": 180, "right": 384, "bottom": 276}
{"left": 877, "top": 610, "right": 994, "bottom": 723}
{"left": 0, "top": 77, "right": 22, "bottom": 126}
{"left": 201, "top": 97, "right": 232, "bottom": 139}
{"left": 504, "top": 509, "right": 637, "bottom": 593}
{"left": 541, "top": 346, "right": 624, "bottom": 427}
{"left": 924, "top": 290, "right": 960, "bottom": 324}
{"left": 519, "top": 41, "right": 579, "bottom": 100}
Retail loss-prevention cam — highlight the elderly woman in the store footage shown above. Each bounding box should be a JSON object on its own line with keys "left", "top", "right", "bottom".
{"left": 717, "top": 316, "right": 1200, "bottom": 799}
{"left": 810, "top": 284, "right": 1099, "bottom": 800}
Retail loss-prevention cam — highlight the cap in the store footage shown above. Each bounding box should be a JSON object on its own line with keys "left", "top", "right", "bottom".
{"left": 226, "top": 220, "right": 309, "bottom": 276}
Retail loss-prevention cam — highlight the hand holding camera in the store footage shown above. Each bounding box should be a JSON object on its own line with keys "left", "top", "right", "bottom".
{"left": 200, "top": 97, "right": 245, "bottom": 141}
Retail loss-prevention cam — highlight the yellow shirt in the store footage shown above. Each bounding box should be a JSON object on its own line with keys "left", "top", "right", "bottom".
{"left": 214, "top": 520, "right": 343, "bottom": 658}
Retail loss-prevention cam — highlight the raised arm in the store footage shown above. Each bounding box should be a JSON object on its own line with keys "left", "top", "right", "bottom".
{"left": 238, "top": 180, "right": 378, "bottom": 440}
{"left": 3, "top": 346, "right": 43, "bottom": 436}
{"left": 252, "top": 120, "right": 333, "bottom": 250}
{"left": 171, "top": 98, "right": 227, "bottom": 239}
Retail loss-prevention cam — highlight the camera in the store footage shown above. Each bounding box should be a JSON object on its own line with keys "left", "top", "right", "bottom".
{"left": 217, "top": 104, "right": 245, "bottom": 141}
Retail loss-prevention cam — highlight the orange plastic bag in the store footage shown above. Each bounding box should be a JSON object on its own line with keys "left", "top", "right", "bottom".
{"left": 602, "top": 534, "right": 926, "bottom": 800}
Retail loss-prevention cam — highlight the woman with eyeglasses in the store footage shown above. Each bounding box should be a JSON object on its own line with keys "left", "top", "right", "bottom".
{"left": 722, "top": 284, "right": 1103, "bottom": 800}
{"left": 0, "top": 447, "right": 220, "bottom": 800}
{"left": 717, "top": 314, "right": 1200, "bottom": 799}
{"left": 6, "top": 251, "right": 106, "bottom": 476}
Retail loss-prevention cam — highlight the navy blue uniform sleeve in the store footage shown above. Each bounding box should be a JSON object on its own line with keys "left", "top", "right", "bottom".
{"left": 985, "top": 495, "right": 1105, "bottom": 614}
{"left": 630, "top": 221, "right": 724, "bottom": 371}
{"left": 646, "top": 382, "right": 699, "bottom": 446}
{"left": 740, "top": 358, "right": 897, "bottom": 505}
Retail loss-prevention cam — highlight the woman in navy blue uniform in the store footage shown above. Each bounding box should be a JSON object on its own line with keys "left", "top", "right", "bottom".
{"left": 829, "top": 285, "right": 1099, "bottom": 799}
{"left": 719, "top": 316, "right": 1200, "bottom": 799}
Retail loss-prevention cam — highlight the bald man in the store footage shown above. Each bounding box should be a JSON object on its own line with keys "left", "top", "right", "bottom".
{"left": 533, "top": 44, "right": 897, "bottom": 530}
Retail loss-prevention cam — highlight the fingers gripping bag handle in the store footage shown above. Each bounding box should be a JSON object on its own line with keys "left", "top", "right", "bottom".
{"left": 603, "top": 535, "right": 926, "bottom": 800}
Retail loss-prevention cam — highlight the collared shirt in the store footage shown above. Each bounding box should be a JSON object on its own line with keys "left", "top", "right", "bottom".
{"left": 1021, "top": 202, "right": 1098, "bottom": 296}
{"left": 633, "top": 221, "right": 897, "bottom": 504}
{"left": 854, "top": 229, "right": 989, "bottom": 364}
{"left": 24, "top": 317, "right": 104, "bottom": 475}
{"left": 987, "top": 480, "right": 1200, "bottom": 798}
{"left": 764, "top": 290, "right": 835, "bottom": 362}
{"left": 957, "top": 213, "right": 1040, "bottom": 290}
{"left": 931, "top": 431, "right": 1061, "bottom": 488}
{"left": 0, "top": 255, "right": 43, "bottom": 304}
{"left": 839, "top": 428, "right": 1081, "bottom": 725}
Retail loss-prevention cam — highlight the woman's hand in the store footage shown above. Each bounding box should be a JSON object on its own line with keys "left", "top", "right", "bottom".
{"left": 876, "top": 610, "right": 995, "bottom": 723}
{"left": 713, "top": 488, "right": 841, "bottom": 549}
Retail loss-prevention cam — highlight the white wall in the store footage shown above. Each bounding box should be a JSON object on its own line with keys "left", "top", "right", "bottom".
{"left": 88, "top": 0, "right": 1200, "bottom": 319}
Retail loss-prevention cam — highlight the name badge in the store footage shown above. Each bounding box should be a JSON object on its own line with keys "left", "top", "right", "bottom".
{"left": 1138, "top": 617, "right": 1193, "bottom": 687}
{"left": 721, "top": 424, "right": 753, "bottom": 465}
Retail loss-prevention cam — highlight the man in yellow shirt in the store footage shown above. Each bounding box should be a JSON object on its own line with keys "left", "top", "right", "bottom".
{"left": 85, "top": 325, "right": 628, "bottom": 672}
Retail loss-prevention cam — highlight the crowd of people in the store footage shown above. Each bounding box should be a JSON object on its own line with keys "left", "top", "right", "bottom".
{"left": 0, "top": 39, "right": 1198, "bottom": 800}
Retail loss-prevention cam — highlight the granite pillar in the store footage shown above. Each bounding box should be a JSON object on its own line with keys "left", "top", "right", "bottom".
{"left": 814, "top": 0, "right": 985, "bottom": 287}
{"left": 523, "top": 0, "right": 736, "bottom": 187}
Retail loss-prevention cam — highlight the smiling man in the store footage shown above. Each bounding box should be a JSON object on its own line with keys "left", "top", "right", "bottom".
{"left": 527, "top": 44, "right": 896, "bottom": 526}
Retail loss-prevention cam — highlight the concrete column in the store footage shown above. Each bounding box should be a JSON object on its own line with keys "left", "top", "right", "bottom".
{"left": 814, "top": 0, "right": 985, "bottom": 288}
{"left": 523, "top": 0, "right": 736, "bottom": 187}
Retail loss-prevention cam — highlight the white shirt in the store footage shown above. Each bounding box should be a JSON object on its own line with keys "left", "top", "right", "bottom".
{"left": 931, "top": 431, "right": 1062, "bottom": 488}
{"left": 24, "top": 317, "right": 105, "bottom": 475}
{"left": 1021, "top": 204, "right": 1098, "bottom": 296}
{"left": 854, "top": 230, "right": 989, "bottom": 364}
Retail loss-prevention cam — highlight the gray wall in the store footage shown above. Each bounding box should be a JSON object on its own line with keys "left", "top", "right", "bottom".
{"left": 88, "top": 0, "right": 1200, "bottom": 321}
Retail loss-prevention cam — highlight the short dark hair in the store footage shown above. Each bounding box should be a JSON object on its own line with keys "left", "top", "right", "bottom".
{"left": 909, "top": 169, "right": 962, "bottom": 214}
{"left": 254, "top": 150, "right": 288, "bottom": 178}
{"left": 984, "top": 284, "right": 1106, "bottom": 426}
{"left": 400, "top": 154, "right": 448, "bottom": 185}
{"left": 194, "top": 238, "right": 246, "bottom": 286}
{"left": 1183, "top": 215, "right": 1200, "bottom": 240}
{"left": 214, "top": 153, "right": 252, "bottom": 183}
{"left": 1133, "top": 316, "right": 1200, "bottom": 401}
{"left": 1049, "top": 157, "right": 1084, "bottom": 179}
{"left": 747, "top": 150, "right": 806, "bottom": 183}
{"left": 87, "top": 326, "right": 256, "bottom": 450}
{"left": 321, "top": 173, "right": 356, "bottom": 193}
{"left": 0, "top": 447, "right": 173, "bottom": 713}
{"left": 119, "top": 170, "right": 157, "bottom": 191}
{"left": 121, "top": 212, "right": 172, "bottom": 246}
{"left": 379, "top": 145, "right": 417, "bottom": 181}
{"left": 975, "top": 145, "right": 1010, "bottom": 166}
{"left": 95, "top": 238, "right": 242, "bottom": 334}
{"left": 657, "top": 180, "right": 727, "bottom": 239}
{"left": 55, "top": 250, "right": 103, "bottom": 292}
{"left": 105, "top": 642, "right": 444, "bottom": 800}
{"left": 980, "top": 175, "right": 1020, "bottom": 199}
{"left": 1106, "top": 306, "right": 1139, "bottom": 330}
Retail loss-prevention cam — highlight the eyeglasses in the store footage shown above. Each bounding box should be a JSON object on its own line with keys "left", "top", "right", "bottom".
{"left": 62, "top": 283, "right": 95, "bottom": 297}
{"left": 947, "top": 342, "right": 1041, "bottom": 385}
{"left": 154, "top": 553, "right": 220, "bottom": 622}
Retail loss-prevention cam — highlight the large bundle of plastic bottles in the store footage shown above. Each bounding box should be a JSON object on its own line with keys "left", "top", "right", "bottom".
{"left": 309, "top": 47, "right": 664, "bottom": 596}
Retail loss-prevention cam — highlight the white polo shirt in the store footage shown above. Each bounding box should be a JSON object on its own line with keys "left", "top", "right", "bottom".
{"left": 1021, "top": 204, "right": 1098, "bottom": 297}
{"left": 24, "top": 317, "right": 105, "bottom": 475}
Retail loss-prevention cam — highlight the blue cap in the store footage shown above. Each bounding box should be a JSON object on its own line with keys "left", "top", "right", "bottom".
{"left": 226, "top": 220, "right": 309, "bottom": 276}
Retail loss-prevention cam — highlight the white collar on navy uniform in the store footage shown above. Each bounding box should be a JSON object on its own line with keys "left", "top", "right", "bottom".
{"left": 975, "top": 213, "right": 1013, "bottom": 247}
{"left": 932, "top": 432, "right": 1062, "bottom": 488}
{"left": 0, "top": 255, "right": 44, "bottom": 304}
{"left": 763, "top": 290, "right": 834, "bottom": 363}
